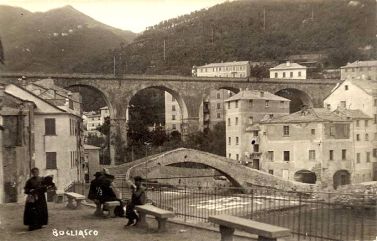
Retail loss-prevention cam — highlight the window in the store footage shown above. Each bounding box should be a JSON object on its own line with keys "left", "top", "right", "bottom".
{"left": 269, "top": 114, "right": 274, "bottom": 118}
{"left": 374, "top": 99, "right": 377, "bottom": 107}
{"left": 329, "top": 150, "right": 334, "bottom": 161}
{"left": 172, "top": 115, "right": 176, "bottom": 120}
{"left": 283, "top": 72, "right": 286, "bottom": 78}
{"left": 356, "top": 134, "right": 360, "bottom": 141}
{"left": 217, "top": 93, "right": 221, "bottom": 99}
{"left": 249, "top": 100, "right": 253, "bottom": 107}
{"left": 45, "top": 118, "right": 56, "bottom": 135}
{"left": 249, "top": 117, "right": 253, "bottom": 124}
{"left": 340, "top": 101, "right": 346, "bottom": 108}
{"left": 228, "top": 118, "right": 231, "bottom": 126}
{"left": 365, "top": 120, "right": 368, "bottom": 127}
{"left": 228, "top": 137, "right": 231, "bottom": 145}
{"left": 235, "top": 117, "right": 239, "bottom": 125}
{"left": 265, "top": 100, "right": 269, "bottom": 108}
{"left": 274, "top": 72, "right": 278, "bottom": 78}
{"left": 228, "top": 153, "right": 231, "bottom": 158}
{"left": 375, "top": 133, "right": 377, "bottom": 140}
{"left": 172, "top": 124, "right": 176, "bottom": 129}
{"left": 267, "top": 151, "right": 274, "bottom": 161}
{"left": 217, "top": 103, "right": 221, "bottom": 109}
{"left": 345, "top": 85, "right": 349, "bottom": 90}
{"left": 330, "top": 126, "right": 335, "bottom": 136}
{"left": 365, "top": 134, "right": 369, "bottom": 141}
{"left": 366, "top": 152, "right": 371, "bottom": 163}
{"left": 46, "top": 152, "right": 57, "bottom": 169}
{"left": 268, "top": 170, "right": 274, "bottom": 175}
{"left": 290, "top": 72, "right": 293, "bottom": 78}
{"left": 235, "top": 101, "right": 238, "bottom": 108}
{"left": 298, "top": 71, "right": 301, "bottom": 77}
{"left": 283, "top": 126, "right": 289, "bottom": 136}
{"left": 311, "top": 129, "right": 315, "bottom": 135}
{"left": 342, "top": 149, "right": 347, "bottom": 160}
{"left": 280, "top": 101, "right": 284, "bottom": 108}
{"left": 253, "top": 131, "right": 258, "bottom": 137}
{"left": 356, "top": 153, "right": 361, "bottom": 163}
{"left": 172, "top": 105, "right": 176, "bottom": 111}
{"left": 373, "top": 149, "right": 377, "bottom": 158}
{"left": 374, "top": 114, "right": 377, "bottom": 124}
{"left": 283, "top": 151, "right": 290, "bottom": 161}
{"left": 309, "top": 150, "right": 316, "bottom": 161}
{"left": 236, "top": 154, "right": 239, "bottom": 161}
{"left": 172, "top": 96, "right": 175, "bottom": 101}
{"left": 326, "top": 104, "right": 331, "bottom": 110}
{"left": 356, "top": 120, "right": 360, "bottom": 127}
{"left": 217, "top": 113, "right": 221, "bottom": 119}
{"left": 228, "top": 102, "right": 230, "bottom": 109}
{"left": 236, "top": 137, "right": 239, "bottom": 145}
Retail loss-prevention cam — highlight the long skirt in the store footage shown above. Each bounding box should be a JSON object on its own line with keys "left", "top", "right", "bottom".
{"left": 23, "top": 199, "right": 48, "bottom": 227}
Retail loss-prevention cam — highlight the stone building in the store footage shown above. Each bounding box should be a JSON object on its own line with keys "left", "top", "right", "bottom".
{"left": 340, "top": 60, "right": 377, "bottom": 81}
{"left": 83, "top": 144, "right": 101, "bottom": 183}
{"left": 259, "top": 108, "right": 353, "bottom": 189}
{"left": 224, "top": 89, "right": 290, "bottom": 165}
{"left": 194, "top": 61, "right": 251, "bottom": 78}
{"left": 165, "top": 92, "right": 182, "bottom": 133}
{"left": 4, "top": 83, "right": 83, "bottom": 193}
{"left": 269, "top": 61, "right": 307, "bottom": 79}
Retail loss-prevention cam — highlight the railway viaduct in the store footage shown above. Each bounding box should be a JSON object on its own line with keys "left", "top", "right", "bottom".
{"left": 0, "top": 73, "right": 341, "bottom": 164}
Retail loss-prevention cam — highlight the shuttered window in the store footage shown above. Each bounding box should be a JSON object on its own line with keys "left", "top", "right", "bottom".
{"left": 45, "top": 118, "right": 56, "bottom": 135}
{"left": 46, "top": 152, "right": 57, "bottom": 169}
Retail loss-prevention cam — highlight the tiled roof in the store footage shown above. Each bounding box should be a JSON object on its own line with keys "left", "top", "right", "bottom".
{"left": 341, "top": 60, "right": 377, "bottom": 68}
{"left": 351, "top": 79, "right": 377, "bottom": 96}
{"left": 270, "top": 62, "right": 307, "bottom": 70}
{"left": 334, "top": 108, "right": 372, "bottom": 120}
{"left": 225, "top": 90, "right": 290, "bottom": 102}
{"left": 261, "top": 108, "right": 349, "bottom": 124}
{"left": 198, "top": 61, "right": 250, "bottom": 68}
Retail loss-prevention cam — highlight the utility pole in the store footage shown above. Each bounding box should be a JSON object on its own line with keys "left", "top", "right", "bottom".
{"left": 163, "top": 40, "right": 166, "bottom": 62}
{"left": 113, "top": 54, "right": 116, "bottom": 76}
{"left": 263, "top": 8, "right": 266, "bottom": 31}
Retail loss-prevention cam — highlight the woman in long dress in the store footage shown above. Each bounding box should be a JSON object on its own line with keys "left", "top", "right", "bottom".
{"left": 23, "top": 167, "right": 55, "bottom": 231}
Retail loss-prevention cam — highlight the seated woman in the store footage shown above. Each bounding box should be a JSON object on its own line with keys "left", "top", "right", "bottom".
{"left": 125, "top": 176, "right": 146, "bottom": 226}
{"left": 98, "top": 174, "right": 124, "bottom": 217}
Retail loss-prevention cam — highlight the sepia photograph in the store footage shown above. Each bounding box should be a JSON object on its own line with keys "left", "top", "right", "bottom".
{"left": 0, "top": 0, "right": 376, "bottom": 240}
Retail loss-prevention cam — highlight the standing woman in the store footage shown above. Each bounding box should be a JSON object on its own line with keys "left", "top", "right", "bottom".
{"left": 23, "top": 168, "right": 55, "bottom": 231}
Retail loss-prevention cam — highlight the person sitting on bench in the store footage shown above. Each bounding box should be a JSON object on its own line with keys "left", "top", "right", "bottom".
{"left": 125, "top": 176, "right": 146, "bottom": 226}
{"left": 99, "top": 174, "right": 124, "bottom": 217}
{"left": 88, "top": 172, "right": 104, "bottom": 202}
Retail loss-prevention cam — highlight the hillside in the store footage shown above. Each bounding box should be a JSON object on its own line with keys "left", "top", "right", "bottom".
{"left": 82, "top": 0, "right": 375, "bottom": 75}
{"left": 0, "top": 5, "right": 137, "bottom": 73}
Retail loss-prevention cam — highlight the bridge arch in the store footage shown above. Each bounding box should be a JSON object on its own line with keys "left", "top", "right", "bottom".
{"left": 275, "top": 88, "right": 313, "bottom": 113}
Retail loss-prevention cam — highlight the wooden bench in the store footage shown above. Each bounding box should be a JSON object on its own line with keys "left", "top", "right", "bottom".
{"left": 102, "top": 201, "right": 120, "bottom": 218}
{"left": 208, "top": 214, "right": 290, "bottom": 241}
{"left": 134, "top": 204, "right": 175, "bottom": 232}
{"left": 64, "top": 192, "right": 85, "bottom": 209}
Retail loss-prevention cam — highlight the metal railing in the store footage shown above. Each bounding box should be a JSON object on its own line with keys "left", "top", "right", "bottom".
{"left": 70, "top": 181, "right": 377, "bottom": 241}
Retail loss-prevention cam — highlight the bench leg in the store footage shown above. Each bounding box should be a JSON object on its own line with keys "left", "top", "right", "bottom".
{"left": 66, "top": 197, "right": 75, "bottom": 209}
{"left": 136, "top": 212, "right": 148, "bottom": 228}
{"left": 94, "top": 203, "right": 103, "bottom": 217}
{"left": 156, "top": 217, "right": 168, "bottom": 232}
{"left": 258, "top": 236, "right": 277, "bottom": 241}
{"left": 76, "top": 200, "right": 82, "bottom": 209}
{"left": 219, "top": 225, "right": 235, "bottom": 241}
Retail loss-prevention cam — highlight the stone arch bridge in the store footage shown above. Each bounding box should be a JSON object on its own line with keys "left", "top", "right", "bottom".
{"left": 0, "top": 73, "right": 340, "bottom": 164}
{"left": 108, "top": 148, "right": 312, "bottom": 192}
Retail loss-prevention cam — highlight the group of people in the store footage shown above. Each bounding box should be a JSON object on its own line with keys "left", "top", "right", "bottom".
{"left": 23, "top": 167, "right": 146, "bottom": 231}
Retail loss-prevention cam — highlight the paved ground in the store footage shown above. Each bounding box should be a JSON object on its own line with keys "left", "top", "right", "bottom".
{"left": 0, "top": 202, "right": 253, "bottom": 241}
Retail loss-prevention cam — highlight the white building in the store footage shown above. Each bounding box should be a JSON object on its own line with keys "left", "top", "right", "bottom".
{"left": 269, "top": 61, "right": 307, "bottom": 79}
{"left": 340, "top": 60, "right": 377, "bottom": 81}
{"left": 165, "top": 92, "right": 182, "bottom": 133}
{"left": 195, "top": 61, "right": 251, "bottom": 78}
{"left": 5, "top": 83, "right": 83, "bottom": 191}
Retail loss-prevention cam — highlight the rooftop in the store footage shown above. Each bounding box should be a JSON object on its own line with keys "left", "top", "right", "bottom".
{"left": 225, "top": 89, "right": 290, "bottom": 102}
{"left": 261, "top": 108, "right": 349, "bottom": 124}
{"left": 334, "top": 108, "right": 372, "bottom": 120}
{"left": 351, "top": 79, "right": 377, "bottom": 96}
{"left": 341, "top": 60, "right": 377, "bottom": 68}
{"left": 270, "top": 62, "right": 307, "bottom": 70}
{"left": 197, "top": 61, "right": 250, "bottom": 68}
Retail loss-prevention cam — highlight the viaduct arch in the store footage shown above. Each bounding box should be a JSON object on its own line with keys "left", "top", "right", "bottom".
{"left": 0, "top": 73, "right": 341, "bottom": 164}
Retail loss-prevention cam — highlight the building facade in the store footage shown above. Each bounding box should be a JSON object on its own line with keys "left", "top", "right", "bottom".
{"left": 5, "top": 83, "right": 83, "bottom": 193}
{"left": 164, "top": 92, "right": 182, "bottom": 133}
{"left": 225, "top": 89, "right": 290, "bottom": 166}
{"left": 259, "top": 108, "right": 354, "bottom": 189}
{"left": 340, "top": 60, "right": 377, "bottom": 81}
{"left": 324, "top": 79, "right": 377, "bottom": 181}
{"left": 269, "top": 61, "right": 307, "bottom": 79}
{"left": 194, "top": 61, "right": 251, "bottom": 78}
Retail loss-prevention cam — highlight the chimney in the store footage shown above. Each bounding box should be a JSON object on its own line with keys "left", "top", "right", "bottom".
{"left": 286, "top": 61, "right": 291, "bottom": 67}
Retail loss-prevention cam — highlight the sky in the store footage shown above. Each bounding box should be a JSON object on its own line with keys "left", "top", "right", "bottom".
{"left": 0, "top": 0, "right": 228, "bottom": 33}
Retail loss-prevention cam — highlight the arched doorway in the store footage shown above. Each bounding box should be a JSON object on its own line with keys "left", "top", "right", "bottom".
{"left": 333, "top": 170, "right": 351, "bottom": 189}
{"left": 275, "top": 88, "right": 313, "bottom": 113}
{"left": 294, "top": 170, "right": 317, "bottom": 184}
